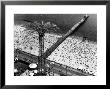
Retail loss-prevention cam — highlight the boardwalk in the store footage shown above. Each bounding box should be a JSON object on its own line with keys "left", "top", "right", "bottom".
{"left": 14, "top": 49, "right": 94, "bottom": 76}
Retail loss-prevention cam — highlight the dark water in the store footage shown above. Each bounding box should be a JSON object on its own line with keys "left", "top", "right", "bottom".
{"left": 14, "top": 14, "right": 97, "bottom": 42}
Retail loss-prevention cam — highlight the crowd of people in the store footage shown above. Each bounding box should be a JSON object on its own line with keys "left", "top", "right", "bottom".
{"left": 47, "top": 35, "right": 97, "bottom": 75}
{"left": 14, "top": 25, "right": 97, "bottom": 75}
